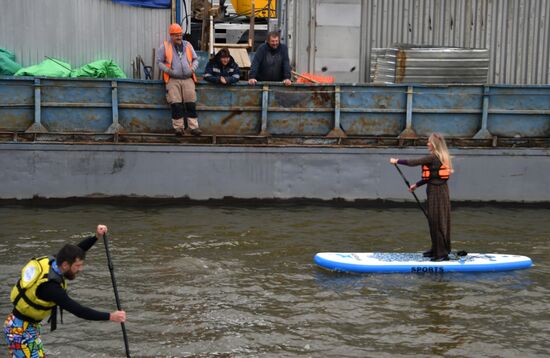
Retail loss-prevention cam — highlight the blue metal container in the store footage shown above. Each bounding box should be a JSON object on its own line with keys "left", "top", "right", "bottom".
{"left": 1, "top": 77, "right": 548, "bottom": 139}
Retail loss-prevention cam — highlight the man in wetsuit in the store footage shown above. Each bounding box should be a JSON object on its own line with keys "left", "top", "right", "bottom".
{"left": 4, "top": 224, "right": 126, "bottom": 357}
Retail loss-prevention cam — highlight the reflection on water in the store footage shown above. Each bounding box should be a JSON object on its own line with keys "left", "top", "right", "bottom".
{"left": 0, "top": 204, "right": 549, "bottom": 357}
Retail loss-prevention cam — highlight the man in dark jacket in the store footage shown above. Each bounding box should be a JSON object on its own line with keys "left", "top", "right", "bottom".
{"left": 204, "top": 48, "right": 241, "bottom": 85}
{"left": 248, "top": 31, "right": 292, "bottom": 86}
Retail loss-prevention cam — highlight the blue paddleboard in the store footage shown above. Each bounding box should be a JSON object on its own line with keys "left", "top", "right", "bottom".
{"left": 314, "top": 252, "right": 533, "bottom": 273}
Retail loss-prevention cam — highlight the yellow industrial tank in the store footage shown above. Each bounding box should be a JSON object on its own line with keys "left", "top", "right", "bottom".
{"left": 231, "top": 0, "right": 276, "bottom": 18}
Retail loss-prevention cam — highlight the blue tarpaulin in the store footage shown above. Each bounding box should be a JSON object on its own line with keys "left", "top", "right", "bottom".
{"left": 111, "top": 0, "right": 171, "bottom": 9}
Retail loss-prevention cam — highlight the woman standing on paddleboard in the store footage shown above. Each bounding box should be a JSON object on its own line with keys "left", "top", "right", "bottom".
{"left": 390, "top": 133, "right": 453, "bottom": 262}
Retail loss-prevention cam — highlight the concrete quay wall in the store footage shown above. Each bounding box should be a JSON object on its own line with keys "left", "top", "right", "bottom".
{"left": 1, "top": 143, "right": 549, "bottom": 203}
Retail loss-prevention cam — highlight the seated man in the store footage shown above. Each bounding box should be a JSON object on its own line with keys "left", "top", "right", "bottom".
{"left": 248, "top": 31, "right": 292, "bottom": 86}
{"left": 204, "top": 48, "right": 241, "bottom": 85}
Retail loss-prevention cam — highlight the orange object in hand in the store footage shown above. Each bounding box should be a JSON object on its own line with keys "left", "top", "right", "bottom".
{"left": 295, "top": 72, "right": 335, "bottom": 84}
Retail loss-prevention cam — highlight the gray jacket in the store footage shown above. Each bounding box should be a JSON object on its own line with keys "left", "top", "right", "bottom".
{"left": 156, "top": 40, "right": 198, "bottom": 80}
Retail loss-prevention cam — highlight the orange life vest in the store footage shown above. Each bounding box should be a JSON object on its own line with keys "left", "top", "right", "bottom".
{"left": 422, "top": 162, "right": 451, "bottom": 181}
{"left": 163, "top": 40, "right": 197, "bottom": 83}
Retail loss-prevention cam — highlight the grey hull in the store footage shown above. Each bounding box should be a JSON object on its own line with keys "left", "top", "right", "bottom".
{"left": 1, "top": 143, "right": 548, "bottom": 202}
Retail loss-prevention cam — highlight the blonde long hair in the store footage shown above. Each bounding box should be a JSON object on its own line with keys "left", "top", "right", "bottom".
{"left": 429, "top": 133, "right": 453, "bottom": 173}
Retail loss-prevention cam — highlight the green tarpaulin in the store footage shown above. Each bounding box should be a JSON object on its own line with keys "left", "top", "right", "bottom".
{"left": 14, "top": 58, "right": 73, "bottom": 77}
{"left": 0, "top": 48, "right": 22, "bottom": 75}
{"left": 70, "top": 60, "right": 126, "bottom": 79}
{"left": 12, "top": 57, "right": 126, "bottom": 79}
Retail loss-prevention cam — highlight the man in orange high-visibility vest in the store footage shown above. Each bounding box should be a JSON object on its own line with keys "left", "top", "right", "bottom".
{"left": 156, "top": 23, "right": 201, "bottom": 136}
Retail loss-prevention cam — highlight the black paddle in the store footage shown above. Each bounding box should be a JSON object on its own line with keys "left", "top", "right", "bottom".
{"left": 393, "top": 164, "right": 429, "bottom": 220}
{"left": 103, "top": 233, "right": 131, "bottom": 358}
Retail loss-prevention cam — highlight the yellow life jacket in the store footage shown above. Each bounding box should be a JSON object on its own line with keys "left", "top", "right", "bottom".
{"left": 10, "top": 256, "right": 67, "bottom": 322}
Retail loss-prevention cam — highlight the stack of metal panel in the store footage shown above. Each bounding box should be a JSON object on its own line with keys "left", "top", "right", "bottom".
{"left": 370, "top": 47, "right": 398, "bottom": 83}
{"left": 370, "top": 45, "right": 490, "bottom": 84}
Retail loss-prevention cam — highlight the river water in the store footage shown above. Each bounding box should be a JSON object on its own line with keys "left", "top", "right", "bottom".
{"left": 0, "top": 204, "right": 549, "bottom": 358}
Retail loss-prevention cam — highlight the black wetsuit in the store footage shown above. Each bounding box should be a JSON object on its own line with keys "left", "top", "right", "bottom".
{"left": 13, "top": 236, "right": 110, "bottom": 324}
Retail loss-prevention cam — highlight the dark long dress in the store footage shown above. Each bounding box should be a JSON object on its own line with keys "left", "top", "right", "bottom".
{"left": 399, "top": 155, "right": 451, "bottom": 258}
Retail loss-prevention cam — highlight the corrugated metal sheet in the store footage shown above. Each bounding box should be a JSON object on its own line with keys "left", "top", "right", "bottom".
{"left": 371, "top": 46, "right": 490, "bottom": 84}
{"left": 363, "top": 0, "right": 550, "bottom": 84}
{"left": 0, "top": 0, "right": 170, "bottom": 77}
{"left": 288, "top": 0, "right": 550, "bottom": 84}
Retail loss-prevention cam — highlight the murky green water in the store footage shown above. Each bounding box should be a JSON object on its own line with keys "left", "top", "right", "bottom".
{"left": 1, "top": 204, "right": 549, "bottom": 357}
